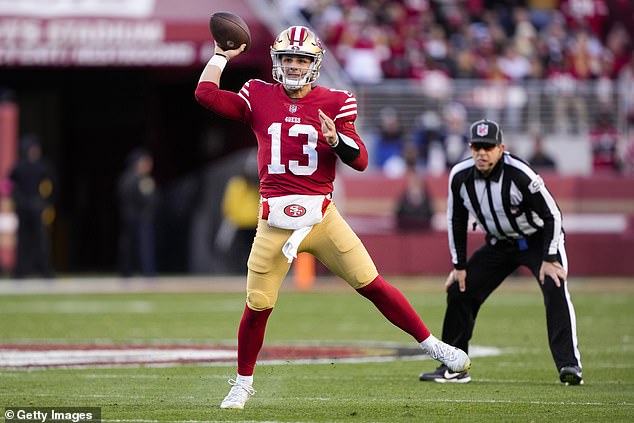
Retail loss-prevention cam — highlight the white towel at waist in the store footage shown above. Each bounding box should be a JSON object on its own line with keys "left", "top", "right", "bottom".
{"left": 281, "top": 226, "right": 313, "bottom": 263}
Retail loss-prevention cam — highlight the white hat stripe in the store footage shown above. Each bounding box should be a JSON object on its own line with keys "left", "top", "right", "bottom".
{"left": 289, "top": 26, "right": 306, "bottom": 46}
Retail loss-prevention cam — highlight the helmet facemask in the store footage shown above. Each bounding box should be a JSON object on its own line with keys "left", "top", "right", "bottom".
{"left": 271, "top": 26, "right": 325, "bottom": 90}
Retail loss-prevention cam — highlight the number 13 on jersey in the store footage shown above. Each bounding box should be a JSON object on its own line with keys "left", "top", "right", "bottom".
{"left": 267, "top": 122, "right": 318, "bottom": 176}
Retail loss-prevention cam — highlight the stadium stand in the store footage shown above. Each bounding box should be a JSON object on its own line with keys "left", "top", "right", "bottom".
{"left": 338, "top": 171, "right": 634, "bottom": 276}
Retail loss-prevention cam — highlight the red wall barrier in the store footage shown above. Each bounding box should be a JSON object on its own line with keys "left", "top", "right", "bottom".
{"left": 338, "top": 172, "right": 634, "bottom": 276}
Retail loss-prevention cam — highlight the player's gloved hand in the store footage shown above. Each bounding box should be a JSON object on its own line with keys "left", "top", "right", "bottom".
{"left": 214, "top": 41, "right": 247, "bottom": 61}
{"left": 539, "top": 261, "right": 566, "bottom": 287}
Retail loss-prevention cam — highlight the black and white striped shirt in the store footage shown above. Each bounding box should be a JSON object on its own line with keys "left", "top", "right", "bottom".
{"left": 447, "top": 152, "right": 563, "bottom": 269}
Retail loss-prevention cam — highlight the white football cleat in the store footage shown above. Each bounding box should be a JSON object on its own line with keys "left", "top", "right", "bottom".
{"left": 220, "top": 379, "right": 255, "bottom": 409}
{"left": 427, "top": 340, "right": 471, "bottom": 373}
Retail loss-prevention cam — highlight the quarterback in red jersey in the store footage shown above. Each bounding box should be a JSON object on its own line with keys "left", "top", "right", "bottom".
{"left": 195, "top": 25, "right": 470, "bottom": 410}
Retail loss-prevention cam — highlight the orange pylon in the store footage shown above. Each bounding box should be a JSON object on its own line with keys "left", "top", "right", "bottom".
{"left": 294, "top": 252, "right": 315, "bottom": 290}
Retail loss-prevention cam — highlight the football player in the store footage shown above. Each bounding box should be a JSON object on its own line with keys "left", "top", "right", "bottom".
{"left": 195, "top": 25, "right": 471, "bottom": 410}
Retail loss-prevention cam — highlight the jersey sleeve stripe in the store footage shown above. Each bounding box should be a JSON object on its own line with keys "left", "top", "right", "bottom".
{"left": 340, "top": 104, "right": 357, "bottom": 111}
{"left": 449, "top": 158, "right": 473, "bottom": 180}
{"left": 334, "top": 110, "right": 357, "bottom": 120}
{"left": 237, "top": 92, "right": 252, "bottom": 111}
{"left": 506, "top": 154, "right": 538, "bottom": 179}
{"left": 506, "top": 153, "right": 562, "bottom": 254}
{"left": 238, "top": 81, "right": 252, "bottom": 111}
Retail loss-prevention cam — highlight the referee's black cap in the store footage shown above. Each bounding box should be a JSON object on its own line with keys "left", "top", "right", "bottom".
{"left": 469, "top": 119, "right": 503, "bottom": 145}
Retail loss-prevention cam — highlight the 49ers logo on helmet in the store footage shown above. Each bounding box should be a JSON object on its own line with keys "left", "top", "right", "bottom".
{"left": 284, "top": 204, "right": 306, "bottom": 217}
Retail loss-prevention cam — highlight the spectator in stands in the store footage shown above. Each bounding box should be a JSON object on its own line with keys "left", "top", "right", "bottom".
{"left": 336, "top": 10, "right": 389, "bottom": 84}
{"left": 373, "top": 106, "right": 406, "bottom": 172}
{"left": 568, "top": 28, "right": 602, "bottom": 81}
{"left": 594, "top": 54, "right": 615, "bottom": 111}
{"left": 539, "top": 11, "right": 568, "bottom": 65}
{"left": 302, "top": 0, "right": 623, "bottom": 89}
{"left": 618, "top": 56, "right": 634, "bottom": 131}
{"left": 413, "top": 103, "right": 469, "bottom": 173}
{"left": 589, "top": 110, "right": 621, "bottom": 173}
{"left": 603, "top": 23, "right": 631, "bottom": 78}
{"left": 546, "top": 55, "right": 587, "bottom": 134}
{"left": 559, "top": 0, "right": 610, "bottom": 40}
{"left": 412, "top": 110, "right": 443, "bottom": 172}
{"left": 440, "top": 102, "right": 470, "bottom": 168}
{"left": 496, "top": 42, "right": 532, "bottom": 132}
{"left": 528, "top": 132, "right": 557, "bottom": 172}
{"left": 498, "top": 42, "right": 532, "bottom": 81}
{"left": 512, "top": 7, "right": 538, "bottom": 59}
{"left": 418, "top": 56, "right": 453, "bottom": 101}
{"left": 424, "top": 24, "right": 451, "bottom": 70}
{"left": 622, "top": 137, "right": 634, "bottom": 176}
{"left": 451, "top": 48, "right": 480, "bottom": 79}
{"left": 383, "top": 30, "right": 410, "bottom": 78}
{"left": 395, "top": 143, "right": 434, "bottom": 232}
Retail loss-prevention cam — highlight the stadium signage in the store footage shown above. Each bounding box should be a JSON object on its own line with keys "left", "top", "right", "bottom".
{"left": 0, "top": 0, "right": 155, "bottom": 17}
{"left": 0, "top": 17, "right": 199, "bottom": 66}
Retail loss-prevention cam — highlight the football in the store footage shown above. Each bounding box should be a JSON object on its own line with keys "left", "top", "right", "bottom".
{"left": 209, "top": 11, "right": 251, "bottom": 52}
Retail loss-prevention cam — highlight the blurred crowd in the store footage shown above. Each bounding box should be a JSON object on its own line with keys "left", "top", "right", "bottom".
{"left": 371, "top": 100, "right": 629, "bottom": 176}
{"left": 274, "top": 0, "right": 634, "bottom": 175}
{"left": 291, "top": 0, "right": 632, "bottom": 85}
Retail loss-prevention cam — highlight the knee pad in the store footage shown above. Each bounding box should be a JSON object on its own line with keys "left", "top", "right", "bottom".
{"left": 246, "top": 288, "right": 275, "bottom": 311}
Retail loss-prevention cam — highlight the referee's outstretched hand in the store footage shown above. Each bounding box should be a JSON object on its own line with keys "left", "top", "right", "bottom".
{"left": 539, "top": 261, "right": 567, "bottom": 287}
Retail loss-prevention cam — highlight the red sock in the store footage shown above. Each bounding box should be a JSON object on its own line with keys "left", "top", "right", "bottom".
{"left": 237, "top": 304, "right": 273, "bottom": 376}
{"left": 356, "top": 275, "right": 430, "bottom": 342}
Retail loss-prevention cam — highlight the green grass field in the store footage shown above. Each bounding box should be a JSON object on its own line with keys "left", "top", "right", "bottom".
{"left": 1, "top": 276, "right": 633, "bottom": 422}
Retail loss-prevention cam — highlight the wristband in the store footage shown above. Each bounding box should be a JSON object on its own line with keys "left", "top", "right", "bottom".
{"left": 208, "top": 54, "right": 228, "bottom": 71}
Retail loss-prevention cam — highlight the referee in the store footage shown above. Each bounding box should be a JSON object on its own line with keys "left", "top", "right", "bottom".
{"left": 419, "top": 119, "right": 583, "bottom": 385}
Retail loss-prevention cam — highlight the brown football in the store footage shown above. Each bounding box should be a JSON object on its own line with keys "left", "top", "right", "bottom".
{"left": 209, "top": 11, "right": 251, "bottom": 52}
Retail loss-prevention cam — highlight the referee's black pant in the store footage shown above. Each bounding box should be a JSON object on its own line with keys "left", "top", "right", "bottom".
{"left": 442, "top": 232, "right": 582, "bottom": 372}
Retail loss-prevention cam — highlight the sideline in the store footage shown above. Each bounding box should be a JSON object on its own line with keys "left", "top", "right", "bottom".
{"left": 0, "top": 275, "right": 632, "bottom": 295}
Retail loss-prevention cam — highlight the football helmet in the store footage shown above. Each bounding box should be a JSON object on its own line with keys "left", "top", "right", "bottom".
{"left": 271, "top": 26, "right": 325, "bottom": 90}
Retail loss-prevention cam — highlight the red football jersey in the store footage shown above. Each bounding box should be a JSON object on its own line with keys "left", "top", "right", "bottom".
{"left": 196, "top": 80, "right": 368, "bottom": 197}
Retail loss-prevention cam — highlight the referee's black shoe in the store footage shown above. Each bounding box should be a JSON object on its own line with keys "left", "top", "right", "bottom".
{"left": 559, "top": 366, "right": 583, "bottom": 385}
{"left": 419, "top": 365, "right": 471, "bottom": 383}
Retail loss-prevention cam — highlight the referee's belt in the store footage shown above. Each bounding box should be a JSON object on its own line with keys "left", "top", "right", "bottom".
{"left": 487, "top": 234, "right": 534, "bottom": 252}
